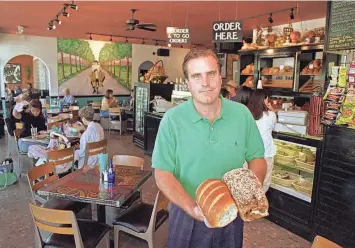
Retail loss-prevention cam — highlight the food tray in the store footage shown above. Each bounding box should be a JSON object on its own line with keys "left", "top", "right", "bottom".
{"left": 295, "top": 159, "right": 315, "bottom": 173}
{"left": 292, "top": 180, "right": 313, "bottom": 196}
{"left": 272, "top": 171, "right": 299, "bottom": 187}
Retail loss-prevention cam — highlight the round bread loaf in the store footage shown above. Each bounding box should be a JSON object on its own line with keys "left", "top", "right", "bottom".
{"left": 222, "top": 169, "right": 269, "bottom": 222}
{"left": 196, "top": 179, "right": 238, "bottom": 228}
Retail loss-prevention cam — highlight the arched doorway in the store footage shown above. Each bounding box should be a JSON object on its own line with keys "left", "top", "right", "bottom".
{"left": 138, "top": 60, "right": 153, "bottom": 82}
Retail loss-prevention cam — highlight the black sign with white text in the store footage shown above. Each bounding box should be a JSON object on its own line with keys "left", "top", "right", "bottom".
{"left": 167, "top": 27, "right": 191, "bottom": 44}
{"left": 212, "top": 20, "right": 243, "bottom": 43}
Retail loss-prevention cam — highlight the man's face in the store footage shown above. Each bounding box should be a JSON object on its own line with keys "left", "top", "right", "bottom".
{"left": 187, "top": 56, "right": 222, "bottom": 105}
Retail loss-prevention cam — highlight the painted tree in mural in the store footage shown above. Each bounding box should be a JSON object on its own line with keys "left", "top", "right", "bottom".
{"left": 99, "top": 43, "right": 132, "bottom": 89}
{"left": 57, "top": 39, "right": 95, "bottom": 84}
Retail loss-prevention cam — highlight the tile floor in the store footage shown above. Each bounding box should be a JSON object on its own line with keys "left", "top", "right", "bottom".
{"left": 0, "top": 133, "right": 311, "bottom": 248}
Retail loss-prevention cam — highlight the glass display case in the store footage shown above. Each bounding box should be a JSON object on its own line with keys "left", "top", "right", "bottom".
{"left": 271, "top": 138, "right": 316, "bottom": 203}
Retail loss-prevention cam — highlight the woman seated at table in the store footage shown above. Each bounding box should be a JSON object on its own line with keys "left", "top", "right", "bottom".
{"left": 100, "top": 89, "right": 118, "bottom": 118}
{"left": 76, "top": 106, "right": 104, "bottom": 170}
{"left": 13, "top": 99, "right": 47, "bottom": 153}
{"left": 59, "top": 88, "right": 75, "bottom": 106}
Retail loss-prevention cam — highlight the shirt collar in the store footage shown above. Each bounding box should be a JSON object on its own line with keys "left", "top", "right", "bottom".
{"left": 189, "top": 95, "right": 227, "bottom": 123}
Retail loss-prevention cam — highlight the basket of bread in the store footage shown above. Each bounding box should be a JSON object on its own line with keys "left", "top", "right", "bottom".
{"left": 144, "top": 60, "right": 168, "bottom": 83}
{"left": 196, "top": 168, "right": 269, "bottom": 228}
{"left": 292, "top": 178, "right": 313, "bottom": 196}
{"left": 272, "top": 170, "right": 299, "bottom": 187}
{"left": 301, "top": 59, "right": 322, "bottom": 75}
{"left": 262, "top": 66, "right": 293, "bottom": 75}
{"left": 295, "top": 148, "right": 316, "bottom": 172}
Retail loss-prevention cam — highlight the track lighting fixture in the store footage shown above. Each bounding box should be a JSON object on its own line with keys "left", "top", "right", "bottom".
{"left": 89, "top": 33, "right": 92, "bottom": 40}
{"left": 47, "top": 22, "right": 56, "bottom": 31}
{"left": 69, "top": 1, "right": 78, "bottom": 10}
{"left": 86, "top": 33, "right": 166, "bottom": 46}
{"left": 155, "top": 40, "right": 158, "bottom": 46}
{"left": 110, "top": 35, "right": 113, "bottom": 42}
{"left": 268, "top": 13, "right": 273, "bottom": 24}
{"left": 54, "top": 15, "right": 61, "bottom": 25}
{"left": 125, "top": 37, "right": 128, "bottom": 44}
{"left": 289, "top": 8, "right": 294, "bottom": 20}
{"left": 142, "top": 39, "right": 145, "bottom": 44}
{"left": 62, "top": 8, "right": 70, "bottom": 17}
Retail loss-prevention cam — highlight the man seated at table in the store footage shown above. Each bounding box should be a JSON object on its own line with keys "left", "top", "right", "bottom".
{"left": 13, "top": 99, "right": 47, "bottom": 153}
{"left": 75, "top": 106, "right": 105, "bottom": 170}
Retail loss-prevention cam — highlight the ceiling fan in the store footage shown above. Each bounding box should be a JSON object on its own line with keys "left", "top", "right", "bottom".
{"left": 125, "top": 9, "right": 157, "bottom": 32}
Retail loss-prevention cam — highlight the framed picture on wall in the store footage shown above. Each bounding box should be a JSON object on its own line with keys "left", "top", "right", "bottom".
{"left": 217, "top": 53, "right": 227, "bottom": 78}
{"left": 4, "top": 63, "right": 21, "bottom": 84}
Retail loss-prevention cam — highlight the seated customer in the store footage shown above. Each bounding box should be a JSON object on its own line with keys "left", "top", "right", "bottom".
{"left": 100, "top": 89, "right": 117, "bottom": 118}
{"left": 75, "top": 106, "right": 105, "bottom": 170}
{"left": 60, "top": 88, "right": 75, "bottom": 106}
{"left": 13, "top": 99, "right": 47, "bottom": 153}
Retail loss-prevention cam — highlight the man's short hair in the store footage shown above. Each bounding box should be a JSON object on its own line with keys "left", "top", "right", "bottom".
{"left": 182, "top": 46, "right": 221, "bottom": 79}
{"left": 79, "top": 106, "right": 95, "bottom": 122}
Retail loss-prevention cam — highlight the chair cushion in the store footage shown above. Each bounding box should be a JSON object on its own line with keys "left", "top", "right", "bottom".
{"left": 42, "top": 199, "right": 87, "bottom": 214}
{"left": 113, "top": 202, "right": 169, "bottom": 233}
{"left": 43, "top": 219, "right": 110, "bottom": 248}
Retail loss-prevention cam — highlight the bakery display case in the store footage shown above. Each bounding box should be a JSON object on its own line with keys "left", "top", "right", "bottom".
{"left": 133, "top": 82, "right": 174, "bottom": 149}
{"left": 236, "top": 51, "right": 257, "bottom": 88}
{"left": 272, "top": 139, "right": 316, "bottom": 202}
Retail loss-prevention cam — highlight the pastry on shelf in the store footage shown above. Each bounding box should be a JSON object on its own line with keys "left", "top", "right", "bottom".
{"left": 241, "top": 41, "right": 258, "bottom": 50}
{"left": 242, "top": 76, "right": 254, "bottom": 88}
{"left": 241, "top": 64, "right": 254, "bottom": 75}
{"left": 301, "top": 59, "right": 322, "bottom": 75}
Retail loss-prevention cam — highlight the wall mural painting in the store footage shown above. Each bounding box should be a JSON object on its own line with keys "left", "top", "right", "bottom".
{"left": 57, "top": 38, "right": 132, "bottom": 95}
{"left": 4, "top": 63, "right": 21, "bottom": 84}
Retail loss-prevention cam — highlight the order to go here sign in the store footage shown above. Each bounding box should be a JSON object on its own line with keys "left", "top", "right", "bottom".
{"left": 212, "top": 20, "right": 243, "bottom": 43}
{"left": 167, "top": 27, "right": 191, "bottom": 44}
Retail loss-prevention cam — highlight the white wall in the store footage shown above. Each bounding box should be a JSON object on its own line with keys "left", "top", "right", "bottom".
{"left": 0, "top": 33, "right": 58, "bottom": 97}
{"left": 132, "top": 44, "right": 189, "bottom": 85}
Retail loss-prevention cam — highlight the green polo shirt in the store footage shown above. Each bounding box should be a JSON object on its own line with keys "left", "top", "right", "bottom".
{"left": 152, "top": 96, "right": 264, "bottom": 200}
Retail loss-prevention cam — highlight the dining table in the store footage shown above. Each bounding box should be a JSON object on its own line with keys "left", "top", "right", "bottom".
{"left": 37, "top": 165, "right": 152, "bottom": 221}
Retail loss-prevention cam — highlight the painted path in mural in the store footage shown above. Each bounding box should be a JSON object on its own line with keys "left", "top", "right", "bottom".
{"left": 59, "top": 68, "right": 129, "bottom": 95}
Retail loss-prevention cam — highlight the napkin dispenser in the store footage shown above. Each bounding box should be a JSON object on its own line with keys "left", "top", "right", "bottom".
{"left": 277, "top": 111, "right": 309, "bottom": 126}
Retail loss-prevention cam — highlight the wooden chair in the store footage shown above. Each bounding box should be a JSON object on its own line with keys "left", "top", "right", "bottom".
{"left": 13, "top": 129, "right": 33, "bottom": 178}
{"left": 113, "top": 191, "right": 169, "bottom": 248}
{"left": 69, "top": 106, "right": 80, "bottom": 111}
{"left": 4, "top": 118, "right": 17, "bottom": 156}
{"left": 109, "top": 107, "right": 127, "bottom": 135}
{"left": 27, "top": 161, "right": 86, "bottom": 213}
{"left": 112, "top": 155, "right": 144, "bottom": 170}
{"left": 84, "top": 139, "right": 107, "bottom": 166}
{"left": 47, "top": 119, "right": 67, "bottom": 130}
{"left": 312, "top": 236, "right": 342, "bottom": 248}
{"left": 47, "top": 147, "right": 75, "bottom": 174}
{"left": 29, "top": 202, "right": 111, "bottom": 248}
{"left": 70, "top": 109, "right": 80, "bottom": 123}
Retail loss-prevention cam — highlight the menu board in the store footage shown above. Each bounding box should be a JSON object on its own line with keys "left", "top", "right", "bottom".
{"left": 327, "top": 1, "right": 355, "bottom": 50}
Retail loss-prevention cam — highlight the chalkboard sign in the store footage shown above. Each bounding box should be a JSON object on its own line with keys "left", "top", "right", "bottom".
{"left": 327, "top": 1, "right": 355, "bottom": 50}
{"left": 212, "top": 20, "right": 243, "bottom": 43}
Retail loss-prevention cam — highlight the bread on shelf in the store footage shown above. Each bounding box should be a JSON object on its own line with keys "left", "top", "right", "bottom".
{"left": 242, "top": 76, "right": 254, "bottom": 88}
{"left": 262, "top": 66, "right": 293, "bottom": 75}
{"left": 196, "top": 179, "right": 238, "bottom": 228}
{"left": 241, "top": 64, "right": 254, "bottom": 75}
{"left": 301, "top": 59, "right": 322, "bottom": 75}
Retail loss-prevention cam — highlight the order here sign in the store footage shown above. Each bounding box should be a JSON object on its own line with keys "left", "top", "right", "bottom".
{"left": 212, "top": 20, "right": 243, "bottom": 43}
{"left": 167, "top": 27, "right": 191, "bottom": 44}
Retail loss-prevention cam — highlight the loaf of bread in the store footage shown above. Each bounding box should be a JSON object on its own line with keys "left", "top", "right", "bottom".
{"left": 196, "top": 179, "right": 238, "bottom": 228}
{"left": 222, "top": 169, "right": 269, "bottom": 221}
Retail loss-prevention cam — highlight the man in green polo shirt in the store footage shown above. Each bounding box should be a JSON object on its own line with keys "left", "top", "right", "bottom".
{"left": 152, "top": 46, "right": 266, "bottom": 248}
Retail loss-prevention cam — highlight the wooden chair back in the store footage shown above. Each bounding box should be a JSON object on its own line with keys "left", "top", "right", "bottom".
{"left": 148, "top": 191, "right": 169, "bottom": 232}
{"left": 27, "top": 162, "right": 58, "bottom": 203}
{"left": 84, "top": 139, "right": 107, "bottom": 165}
{"left": 13, "top": 129, "right": 22, "bottom": 141}
{"left": 47, "top": 147, "right": 75, "bottom": 172}
{"left": 29, "top": 203, "right": 84, "bottom": 247}
{"left": 15, "top": 122, "right": 23, "bottom": 130}
{"left": 69, "top": 106, "right": 79, "bottom": 111}
{"left": 112, "top": 155, "right": 144, "bottom": 170}
{"left": 92, "top": 102, "right": 101, "bottom": 109}
{"left": 47, "top": 119, "right": 66, "bottom": 130}
{"left": 312, "top": 236, "right": 342, "bottom": 248}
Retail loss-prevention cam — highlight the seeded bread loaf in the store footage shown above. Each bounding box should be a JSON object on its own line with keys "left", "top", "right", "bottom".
{"left": 222, "top": 168, "right": 269, "bottom": 221}
{"left": 196, "top": 179, "right": 238, "bottom": 228}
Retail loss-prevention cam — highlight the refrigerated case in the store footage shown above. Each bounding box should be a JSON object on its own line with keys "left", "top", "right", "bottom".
{"left": 266, "top": 132, "right": 322, "bottom": 241}
{"left": 132, "top": 82, "right": 173, "bottom": 149}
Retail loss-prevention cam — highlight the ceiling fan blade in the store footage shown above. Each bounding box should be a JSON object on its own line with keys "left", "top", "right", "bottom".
{"left": 137, "top": 23, "right": 157, "bottom": 27}
{"left": 137, "top": 26, "right": 156, "bottom": 32}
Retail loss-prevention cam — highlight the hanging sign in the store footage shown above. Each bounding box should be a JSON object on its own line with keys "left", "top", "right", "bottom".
{"left": 212, "top": 20, "right": 243, "bottom": 43}
{"left": 167, "top": 27, "right": 191, "bottom": 44}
